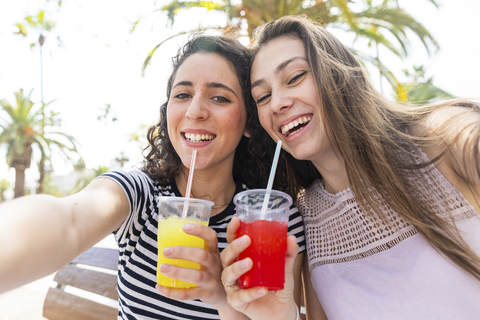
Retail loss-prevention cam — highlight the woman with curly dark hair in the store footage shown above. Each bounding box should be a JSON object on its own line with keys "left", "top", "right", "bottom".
{"left": 0, "top": 35, "right": 306, "bottom": 319}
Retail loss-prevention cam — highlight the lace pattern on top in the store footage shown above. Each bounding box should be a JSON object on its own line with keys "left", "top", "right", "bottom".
{"left": 297, "top": 145, "right": 478, "bottom": 270}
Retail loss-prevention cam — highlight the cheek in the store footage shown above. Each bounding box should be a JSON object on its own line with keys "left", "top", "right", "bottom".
{"left": 166, "top": 106, "right": 181, "bottom": 137}
{"left": 257, "top": 108, "right": 271, "bottom": 130}
{"left": 223, "top": 107, "right": 247, "bottom": 132}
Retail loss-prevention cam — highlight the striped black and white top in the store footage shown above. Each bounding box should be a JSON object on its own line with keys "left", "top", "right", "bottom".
{"left": 101, "top": 169, "right": 306, "bottom": 320}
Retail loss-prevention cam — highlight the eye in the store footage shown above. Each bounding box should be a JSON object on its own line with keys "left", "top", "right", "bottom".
{"left": 255, "top": 93, "right": 271, "bottom": 105}
{"left": 288, "top": 71, "right": 307, "bottom": 85}
{"left": 212, "top": 96, "right": 231, "bottom": 103}
{"left": 173, "top": 92, "right": 191, "bottom": 100}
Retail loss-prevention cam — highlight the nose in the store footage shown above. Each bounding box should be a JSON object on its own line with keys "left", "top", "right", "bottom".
{"left": 270, "top": 88, "right": 293, "bottom": 114}
{"left": 185, "top": 95, "right": 209, "bottom": 120}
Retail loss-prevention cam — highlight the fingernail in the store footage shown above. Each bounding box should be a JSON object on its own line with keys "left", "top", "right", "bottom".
{"left": 163, "top": 247, "right": 172, "bottom": 255}
{"left": 183, "top": 224, "right": 193, "bottom": 231}
{"left": 160, "top": 264, "right": 170, "bottom": 273}
{"left": 156, "top": 284, "right": 163, "bottom": 293}
{"left": 257, "top": 287, "right": 267, "bottom": 294}
{"left": 238, "top": 235, "right": 247, "bottom": 246}
{"left": 239, "top": 259, "right": 248, "bottom": 269}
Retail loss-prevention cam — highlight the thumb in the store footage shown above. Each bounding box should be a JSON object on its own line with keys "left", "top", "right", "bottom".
{"left": 226, "top": 216, "right": 240, "bottom": 244}
{"left": 285, "top": 235, "right": 299, "bottom": 275}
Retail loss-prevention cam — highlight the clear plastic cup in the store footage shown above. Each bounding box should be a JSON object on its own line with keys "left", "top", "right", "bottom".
{"left": 157, "top": 197, "right": 214, "bottom": 288}
{"left": 234, "top": 189, "right": 292, "bottom": 290}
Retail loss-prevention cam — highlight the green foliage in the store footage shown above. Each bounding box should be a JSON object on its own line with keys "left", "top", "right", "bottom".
{"left": 128, "top": 124, "right": 150, "bottom": 152}
{"left": 73, "top": 166, "right": 110, "bottom": 193}
{"left": 0, "top": 89, "right": 82, "bottom": 196}
{"left": 97, "top": 103, "right": 118, "bottom": 124}
{"left": 0, "top": 179, "right": 10, "bottom": 202}
{"left": 14, "top": 10, "right": 57, "bottom": 49}
{"left": 115, "top": 151, "right": 130, "bottom": 168}
{"left": 162, "top": 1, "right": 225, "bottom": 25}
{"left": 395, "top": 65, "right": 454, "bottom": 104}
{"left": 140, "top": 0, "right": 440, "bottom": 94}
{"left": 31, "top": 174, "right": 63, "bottom": 197}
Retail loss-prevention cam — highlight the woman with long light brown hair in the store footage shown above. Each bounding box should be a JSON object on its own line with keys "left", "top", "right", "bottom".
{"left": 221, "top": 15, "right": 480, "bottom": 320}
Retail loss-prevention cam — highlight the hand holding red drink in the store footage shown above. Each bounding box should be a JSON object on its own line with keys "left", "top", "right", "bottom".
{"left": 219, "top": 141, "right": 302, "bottom": 320}
{"left": 234, "top": 189, "right": 291, "bottom": 290}
{"left": 233, "top": 140, "right": 289, "bottom": 290}
{"left": 220, "top": 217, "right": 300, "bottom": 320}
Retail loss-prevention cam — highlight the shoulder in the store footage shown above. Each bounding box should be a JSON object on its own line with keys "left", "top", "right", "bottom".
{"left": 410, "top": 105, "right": 479, "bottom": 137}
{"left": 409, "top": 105, "right": 478, "bottom": 162}
{"left": 99, "top": 169, "right": 176, "bottom": 198}
{"left": 410, "top": 104, "right": 480, "bottom": 204}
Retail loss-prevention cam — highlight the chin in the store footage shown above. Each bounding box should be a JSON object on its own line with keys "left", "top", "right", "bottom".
{"left": 289, "top": 148, "right": 314, "bottom": 162}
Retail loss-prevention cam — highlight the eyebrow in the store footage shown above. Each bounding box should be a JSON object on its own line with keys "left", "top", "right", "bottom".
{"left": 172, "top": 81, "right": 238, "bottom": 97}
{"left": 251, "top": 56, "right": 307, "bottom": 90}
{"left": 207, "top": 82, "right": 238, "bottom": 97}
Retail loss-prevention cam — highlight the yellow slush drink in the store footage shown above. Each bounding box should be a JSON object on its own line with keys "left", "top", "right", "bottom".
{"left": 157, "top": 216, "right": 208, "bottom": 288}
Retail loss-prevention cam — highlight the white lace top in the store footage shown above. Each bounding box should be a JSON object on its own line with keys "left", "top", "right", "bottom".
{"left": 297, "top": 146, "right": 480, "bottom": 320}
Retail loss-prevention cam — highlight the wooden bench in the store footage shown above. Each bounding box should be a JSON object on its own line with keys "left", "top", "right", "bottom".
{"left": 43, "top": 246, "right": 307, "bottom": 319}
{"left": 43, "top": 246, "right": 119, "bottom": 320}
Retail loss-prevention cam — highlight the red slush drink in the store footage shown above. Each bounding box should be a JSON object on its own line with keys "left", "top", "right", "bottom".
{"left": 237, "top": 219, "right": 288, "bottom": 290}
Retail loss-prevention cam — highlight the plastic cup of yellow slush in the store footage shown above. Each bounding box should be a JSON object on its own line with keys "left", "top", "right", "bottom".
{"left": 157, "top": 197, "right": 214, "bottom": 288}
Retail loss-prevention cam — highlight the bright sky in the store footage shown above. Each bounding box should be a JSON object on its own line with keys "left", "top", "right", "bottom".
{"left": 1, "top": 0, "right": 479, "bottom": 191}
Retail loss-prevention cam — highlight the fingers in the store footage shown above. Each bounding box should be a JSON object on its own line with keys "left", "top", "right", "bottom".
{"left": 226, "top": 286, "right": 268, "bottom": 311}
{"left": 182, "top": 223, "right": 218, "bottom": 252}
{"left": 158, "top": 263, "right": 209, "bottom": 288}
{"left": 156, "top": 284, "right": 199, "bottom": 301}
{"left": 162, "top": 245, "right": 216, "bottom": 267}
{"left": 286, "top": 235, "right": 299, "bottom": 260}
{"left": 220, "top": 233, "right": 250, "bottom": 267}
{"left": 284, "top": 235, "right": 299, "bottom": 280}
{"left": 220, "top": 257, "right": 252, "bottom": 287}
{"left": 226, "top": 216, "right": 240, "bottom": 244}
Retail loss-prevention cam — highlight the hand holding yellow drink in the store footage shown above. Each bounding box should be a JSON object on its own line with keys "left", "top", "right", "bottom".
{"left": 157, "top": 198, "right": 213, "bottom": 288}
{"left": 157, "top": 150, "right": 214, "bottom": 288}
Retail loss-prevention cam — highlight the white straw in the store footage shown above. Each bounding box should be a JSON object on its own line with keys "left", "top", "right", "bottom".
{"left": 182, "top": 150, "right": 197, "bottom": 218}
{"left": 260, "top": 141, "right": 282, "bottom": 218}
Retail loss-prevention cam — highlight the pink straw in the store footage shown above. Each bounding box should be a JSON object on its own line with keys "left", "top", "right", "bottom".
{"left": 182, "top": 150, "right": 197, "bottom": 218}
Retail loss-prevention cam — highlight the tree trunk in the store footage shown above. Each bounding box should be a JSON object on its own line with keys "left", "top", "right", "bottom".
{"left": 14, "top": 168, "right": 26, "bottom": 198}
{"left": 10, "top": 142, "right": 33, "bottom": 198}
{"left": 37, "top": 156, "right": 45, "bottom": 194}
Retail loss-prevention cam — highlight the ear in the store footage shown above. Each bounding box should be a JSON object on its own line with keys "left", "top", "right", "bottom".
{"left": 243, "top": 129, "right": 251, "bottom": 138}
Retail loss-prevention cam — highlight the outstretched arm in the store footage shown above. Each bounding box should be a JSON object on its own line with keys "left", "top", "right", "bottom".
{"left": 0, "top": 177, "right": 129, "bottom": 293}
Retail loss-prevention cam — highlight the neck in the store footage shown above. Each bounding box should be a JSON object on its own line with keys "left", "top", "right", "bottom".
{"left": 311, "top": 150, "right": 350, "bottom": 194}
{"left": 175, "top": 166, "right": 236, "bottom": 216}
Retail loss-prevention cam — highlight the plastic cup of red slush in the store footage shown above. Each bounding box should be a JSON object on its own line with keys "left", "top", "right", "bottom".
{"left": 233, "top": 189, "right": 292, "bottom": 291}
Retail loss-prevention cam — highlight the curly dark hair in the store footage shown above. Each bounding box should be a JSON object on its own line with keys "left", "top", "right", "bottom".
{"left": 142, "top": 35, "right": 280, "bottom": 190}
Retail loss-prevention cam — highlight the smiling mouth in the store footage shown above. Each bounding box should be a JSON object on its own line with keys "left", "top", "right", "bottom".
{"left": 280, "top": 115, "right": 312, "bottom": 137}
{"left": 183, "top": 132, "right": 216, "bottom": 143}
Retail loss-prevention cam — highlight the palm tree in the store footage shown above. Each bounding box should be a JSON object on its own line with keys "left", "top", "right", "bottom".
{"left": 395, "top": 65, "right": 453, "bottom": 104}
{"left": 142, "top": 0, "right": 439, "bottom": 91}
{"left": 15, "top": 9, "right": 59, "bottom": 193}
{"left": 0, "top": 89, "right": 81, "bottom": 198}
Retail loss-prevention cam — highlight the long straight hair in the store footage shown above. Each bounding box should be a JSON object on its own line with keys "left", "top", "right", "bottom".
{"left": 250, "top": 15, "right": 480, "bottom": 280}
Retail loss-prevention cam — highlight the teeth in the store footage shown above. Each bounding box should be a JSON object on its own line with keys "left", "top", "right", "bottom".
{"left": 184, "top": 132, "right": 215, "bottom": 143}
{"left": 281, "top": 116, "right": 312, "bottom": 136}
